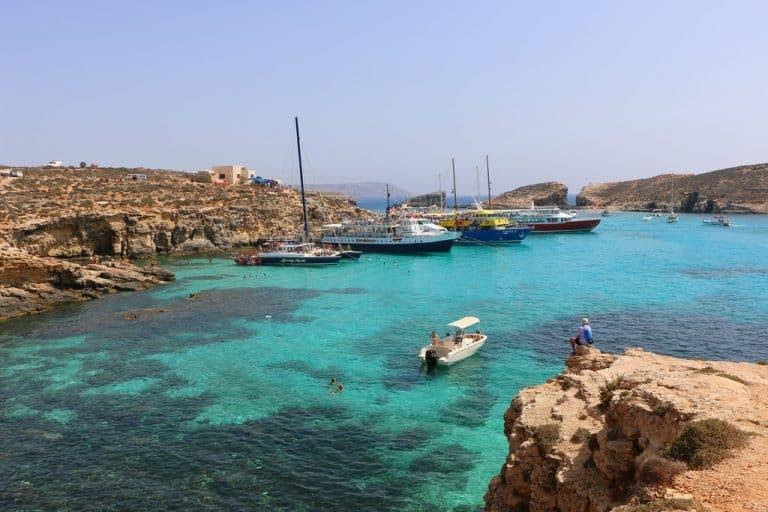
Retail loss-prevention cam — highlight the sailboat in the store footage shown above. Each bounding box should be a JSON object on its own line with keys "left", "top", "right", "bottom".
{"left": 235, "top": 118, "right": 342, "bottom": 266}
{"left": 667, "top": 181, "right": 679, "bottom": 223}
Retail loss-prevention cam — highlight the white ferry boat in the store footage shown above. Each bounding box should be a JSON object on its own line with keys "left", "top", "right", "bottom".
{"left": 321, "top": 216, "right": 460, "bottom": 253}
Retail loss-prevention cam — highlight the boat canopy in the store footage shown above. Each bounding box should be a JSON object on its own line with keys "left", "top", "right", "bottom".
{"left": 448, "top": 316, "right": 480, "bottom": 330}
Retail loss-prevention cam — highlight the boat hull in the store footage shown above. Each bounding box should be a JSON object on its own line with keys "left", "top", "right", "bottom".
{"left": 526, "top": 219, "right": 601, "bottom": 233}
{"left": 419, "top": 336, "right": 487, "bottom": 366}
{"left": 321, "top": 236, "right": 457, "bottom": 253}
{"left": 235, "top": 254, "right": 341, "bottom": 266}
{"left": 456, "top": 227, "right": 531, "bottom": 244}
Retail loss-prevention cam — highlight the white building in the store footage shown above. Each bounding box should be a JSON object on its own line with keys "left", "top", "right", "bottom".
{"left": 210, "top": 165, "right": 256, "bottom": 185}
{"left": 47, "top": 160, "right": 64, "bottom": 167}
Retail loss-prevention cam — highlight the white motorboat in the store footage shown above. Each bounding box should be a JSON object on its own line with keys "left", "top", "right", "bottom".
{"left": 702, "top": 215, "right": 732, "bottom": 227}
{"left": 419, "top": 316, "right": 487, "bottom": 368}
{"left": 642, "top": 215, "right": 653, "bottom": 221}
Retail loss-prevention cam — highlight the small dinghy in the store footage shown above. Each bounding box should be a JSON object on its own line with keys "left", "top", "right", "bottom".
{"left": 419, "top": 316, "right": 487, "bottom": 368}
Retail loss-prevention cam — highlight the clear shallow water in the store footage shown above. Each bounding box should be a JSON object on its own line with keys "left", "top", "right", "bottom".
{"left": 2, "top": 212, "right": 768, "bottom": 511}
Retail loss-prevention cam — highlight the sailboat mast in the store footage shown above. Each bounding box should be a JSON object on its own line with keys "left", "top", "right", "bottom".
{"left": 386, "top": 183, "right": 391, "bottom": 219}
{"left": 486, "top": 155, "right": 491, "bottom": 208}
{"left": 451, "top": 158, "right": 458, "bottom": 213}
{"left": 294, "top": 116, "right": 310, "bottom": 241}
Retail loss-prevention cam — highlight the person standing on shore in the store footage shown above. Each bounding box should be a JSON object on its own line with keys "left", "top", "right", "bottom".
{"left": 569, "top": 318, "right": 593, "bottom": 354}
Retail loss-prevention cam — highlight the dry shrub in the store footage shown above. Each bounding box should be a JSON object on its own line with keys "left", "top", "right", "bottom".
{"left": 533, "top": 423, "right": 561, "bottom": 454}
{"left": 599, "top": 377, "right": 622, "bottom": 408}
{"left": 665, "top": 419, "right": 750, "bottom": 469}
{"left": 570, "top": 427, "right": 591, "bottom": 444}
{"left": 638, "top": 455, "right": 687, "bottom": 484}
{"left": 652, "top": 402, "right": 673, "bottom": 417}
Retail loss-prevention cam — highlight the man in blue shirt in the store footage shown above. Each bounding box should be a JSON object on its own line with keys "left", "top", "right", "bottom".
{"left": 569, "top": 318, "right": 593, "bottom": 355}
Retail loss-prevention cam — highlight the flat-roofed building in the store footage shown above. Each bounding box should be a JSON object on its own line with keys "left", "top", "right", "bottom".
{"left": 210, "top": 165, "right": 255, "bottom": 185}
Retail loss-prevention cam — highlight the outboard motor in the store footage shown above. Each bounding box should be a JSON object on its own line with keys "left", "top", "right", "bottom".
{"left": 425, "top": 349, "right": 439, "bottom": 370}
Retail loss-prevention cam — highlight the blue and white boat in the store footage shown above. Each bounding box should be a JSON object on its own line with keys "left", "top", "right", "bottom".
{"left": 438, "top": 210, "right": 531, "bottom": 244}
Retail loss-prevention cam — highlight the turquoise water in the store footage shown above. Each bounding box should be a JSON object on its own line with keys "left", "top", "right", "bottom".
{"left": 2, "top": 212, "right": 768, "bottom": 511}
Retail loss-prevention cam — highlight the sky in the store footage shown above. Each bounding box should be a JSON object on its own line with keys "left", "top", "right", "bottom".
{"left": 2, "top": 1, "right": 767, "bottom": 195}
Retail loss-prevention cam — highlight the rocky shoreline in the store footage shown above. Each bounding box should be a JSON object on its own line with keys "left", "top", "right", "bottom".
{"left": 0, "top": 243, "right": 174, "bottom": 321}
{"left": 484, "top": 347, "right": 768, "bottom": 512}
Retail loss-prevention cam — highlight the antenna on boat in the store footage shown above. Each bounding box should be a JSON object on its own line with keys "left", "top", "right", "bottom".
{"left": 294, "top": 116, "right": 310, "bottom": 241}
{"left": 486, "top": 155, "right": 491, "bottom": 209}
{"left": 451, "top": 157, "right": 458, "bottom": 215}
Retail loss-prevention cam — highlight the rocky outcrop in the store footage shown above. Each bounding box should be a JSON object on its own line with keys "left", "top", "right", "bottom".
{"left": 484, "top": 347, "right": 768, "bottom": 512}
{"left": 576, "top": 163, "right": 768, "bottom": 213}
{"left": 491, "top": 182, "right": 568, "bottom": 208}
{"left": 0, "top": 243, "right": 174, "bottom": 321}
{"left": 402, "top": 192, "right": 446, "bottom": 208}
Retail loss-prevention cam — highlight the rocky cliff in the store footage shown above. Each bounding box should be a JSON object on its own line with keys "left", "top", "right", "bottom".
{"left": 576, "top": 163, "right": 768, "bottom": 213}
{"left": 1, "top": 167, "right": 366, "bottom": 259}
{"left": 491, "top": 183, "right": 568, "bottom": 208}
{"left": 484, "top": 347, "right": 768, "bottom": 512}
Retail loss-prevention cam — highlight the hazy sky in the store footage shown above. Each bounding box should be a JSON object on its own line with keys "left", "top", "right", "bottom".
{"left": 2, "top": 1, "right": 767, "bottom": 195}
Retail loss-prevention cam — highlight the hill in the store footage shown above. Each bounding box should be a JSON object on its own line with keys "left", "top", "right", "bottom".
{"left": 576, "top": 163, "right": 768, "bottom": 213}
{"left": 490, "top": 182, "right": 568, "bottom": 208}
{"left": 306, "top": 182, "right": 410, "bottom": 201}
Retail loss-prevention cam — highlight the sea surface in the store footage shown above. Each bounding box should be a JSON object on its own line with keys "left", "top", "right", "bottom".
{"left": 2, "top": 212, "right": 768, "bottom": 511}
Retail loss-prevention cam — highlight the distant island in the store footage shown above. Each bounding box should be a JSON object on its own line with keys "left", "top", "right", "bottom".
{"left": 577, "top": 162, "right": 768, "bottom": 213}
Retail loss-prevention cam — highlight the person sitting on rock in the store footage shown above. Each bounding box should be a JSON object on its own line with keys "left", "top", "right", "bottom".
{"left": 569, "top": 317, "right": 593, "bottom": 355}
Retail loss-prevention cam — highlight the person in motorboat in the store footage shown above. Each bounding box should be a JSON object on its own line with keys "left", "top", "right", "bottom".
{"left": 431, "top": 331, "right": 441, "bottom": 345}
{"left": 569, "top": 318, "right": 593, "bottom": 354}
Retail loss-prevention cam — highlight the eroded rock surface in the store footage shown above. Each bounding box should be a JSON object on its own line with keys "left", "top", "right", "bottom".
{"left": 485, "top": 347, "right": 768, "bottom": 512}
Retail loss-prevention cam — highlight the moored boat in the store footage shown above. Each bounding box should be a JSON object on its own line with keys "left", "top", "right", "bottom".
{"left": 321, "top": 216, "right": 460, "bottom": 253}
{"left": 702, "top": 215, "right": 732, "bottom": 227}
{"left": 419, "top": 316, "right": 487, "bottom": 368}
{"left": 510, "top": 205, "right": 600, "bottom": 233}
{"left": 235, "top": 242, "right": 342, "bottom": 266}
{"left": 438, "top": 210, "right": 531, "bottom": 244}
{"left": 234, "top": 117, "right": 343, "bottom": 267}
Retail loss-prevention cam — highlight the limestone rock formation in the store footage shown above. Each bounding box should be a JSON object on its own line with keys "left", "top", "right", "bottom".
{"left": 484, "top": 347, "right": 768, "bottom": 512}
{"left": 0, "top": 243, "right": 174, "bottom": 321}
{"left": 491, "top": 182, "right": 568, "bottom": 208}
{"left": 576, "top": 163, "right": 768, "bottom": 213}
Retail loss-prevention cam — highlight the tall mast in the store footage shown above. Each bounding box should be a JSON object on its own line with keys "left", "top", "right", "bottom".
{"left": 486, "top": 155, "right": 491, "bottom": 208}
{"left": 451, "top": 158, "right": 458, "bottom": 214}
{"left": 294, "top": 116, "right": 309, "bottom": 241}
{"left": 386, "top": 183, "right": 391, "bottom": 219}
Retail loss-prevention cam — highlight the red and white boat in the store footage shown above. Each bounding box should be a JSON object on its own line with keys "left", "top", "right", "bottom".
{"left": 510, "top": 205, "right": 600, "bottom": 233}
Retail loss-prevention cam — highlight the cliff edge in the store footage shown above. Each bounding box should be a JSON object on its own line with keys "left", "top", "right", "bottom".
{"left": 484, "top": 348, "right": 768, "bottom": 512}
